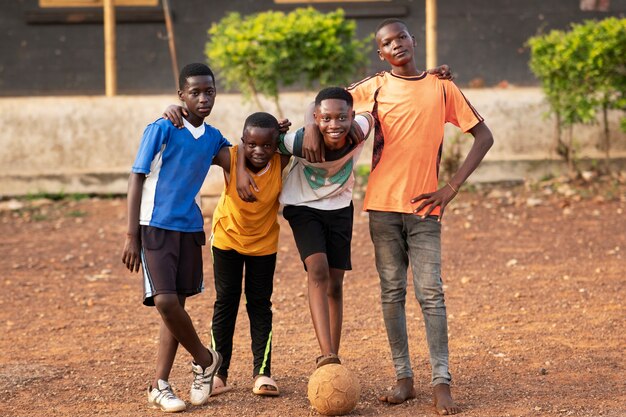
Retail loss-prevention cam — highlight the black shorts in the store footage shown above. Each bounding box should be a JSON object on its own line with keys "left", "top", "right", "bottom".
{"left": 282, "top": 202, "right": 353, "bottom": 271}
{"left": 140, "top": 226, "right": 206, "bottom": 306}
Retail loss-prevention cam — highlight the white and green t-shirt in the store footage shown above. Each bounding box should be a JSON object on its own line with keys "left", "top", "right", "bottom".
{"left": 278, "top": 114, "right": 372, "bottom": 210}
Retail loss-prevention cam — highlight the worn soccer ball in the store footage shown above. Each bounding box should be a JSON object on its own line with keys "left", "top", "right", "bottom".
{"left": 307, "top": 364, "right": 360, "bottom": 416}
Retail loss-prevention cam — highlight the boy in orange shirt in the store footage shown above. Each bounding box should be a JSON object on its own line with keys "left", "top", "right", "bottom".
{"left": 304, "top": 19, "right": 493, "bottom": 415}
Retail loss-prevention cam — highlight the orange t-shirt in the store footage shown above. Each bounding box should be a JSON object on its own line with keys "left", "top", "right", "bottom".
{"left": 211, "top": 146, "right": 282, "bottom": 256}
{"left": 348, "top": 71, "right": 483, "bottom": 215}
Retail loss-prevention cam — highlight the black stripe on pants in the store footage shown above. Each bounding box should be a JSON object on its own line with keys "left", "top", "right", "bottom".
{"left": 211, "top": 246, "right": 276, "bottom": 378}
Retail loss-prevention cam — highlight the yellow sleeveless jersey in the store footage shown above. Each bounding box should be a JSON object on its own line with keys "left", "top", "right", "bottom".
{"left": 211, "top": 145, "right": 282, "bottom": 255}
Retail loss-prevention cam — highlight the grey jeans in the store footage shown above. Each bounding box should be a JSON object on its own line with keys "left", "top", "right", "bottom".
{"left": 369, "top": 211, "right": 451, "bottom": 386}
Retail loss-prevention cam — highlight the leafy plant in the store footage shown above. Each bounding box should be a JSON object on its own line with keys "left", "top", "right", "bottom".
{"left": 527, "top": 18, "right": 626, "bottom": 173}
{"left": 205, "top": 7, "right": 372, "bottom": 117}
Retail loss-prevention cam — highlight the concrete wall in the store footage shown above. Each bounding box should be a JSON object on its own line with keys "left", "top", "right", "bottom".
{"left": 1, "top": 88, "right": 625, "bottom": 197}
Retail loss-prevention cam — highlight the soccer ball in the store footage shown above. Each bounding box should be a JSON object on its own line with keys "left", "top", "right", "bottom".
{"left": 307, "top": 364, "right": 360, "bottom": 416}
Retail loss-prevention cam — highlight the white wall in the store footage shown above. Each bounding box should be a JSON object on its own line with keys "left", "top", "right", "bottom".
{"left": 0, "top": 89, "right": 624, "bottom": 196}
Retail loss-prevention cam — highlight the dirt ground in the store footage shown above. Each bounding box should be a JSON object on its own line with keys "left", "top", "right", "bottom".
{"left": 1, "top": 175, "right": 624, "bottom": 417}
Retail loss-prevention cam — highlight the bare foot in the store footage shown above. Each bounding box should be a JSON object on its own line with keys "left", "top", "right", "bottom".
{"left": 433, "top": 383, "right": 461, "bottom": 415}
{"left": 379, "top": 377, "right": 417, "bottom": 404}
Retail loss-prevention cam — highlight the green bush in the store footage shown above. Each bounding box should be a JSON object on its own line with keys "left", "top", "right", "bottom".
{"left": 527, "top": 18, "right": 626, "bottom": 170}
{"left": 205, "top": 7, "right": 371, "bottom": 117}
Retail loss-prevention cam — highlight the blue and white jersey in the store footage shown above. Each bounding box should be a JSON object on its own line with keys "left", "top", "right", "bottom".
{"left": 132, "top": 117, "right": 230, "bottom": 232}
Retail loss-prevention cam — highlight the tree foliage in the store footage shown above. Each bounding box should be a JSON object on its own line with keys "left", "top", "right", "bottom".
{"left": 527, "top": 18, "right": 626, "bottom": 169}
{"left": 205, "top": 7, "right": 372, "bottom": 117}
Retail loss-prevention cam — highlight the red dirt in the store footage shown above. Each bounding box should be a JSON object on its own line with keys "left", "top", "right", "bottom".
{"left": 1, "top": 176, "right": 624, "bottom": 417}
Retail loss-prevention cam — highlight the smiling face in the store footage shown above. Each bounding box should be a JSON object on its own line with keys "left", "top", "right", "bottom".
{"left": 314, "top": 98, "right": 354, "bottom": 151}
{"left": 177, "top": 75, "right": 216, "bottom": 127}
{"left": 241, "top": 127, "right": 278, "bottom": 172}
{"left": 376, "top": 22, "right": 417, "bottom": 70}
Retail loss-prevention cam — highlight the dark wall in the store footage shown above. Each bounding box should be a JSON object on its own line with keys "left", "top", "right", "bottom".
{"left": 426, "top": 0, "right": 626, "bottom": 86}
{"left": 1, "top": 0, "right": 625, "bottom": 96}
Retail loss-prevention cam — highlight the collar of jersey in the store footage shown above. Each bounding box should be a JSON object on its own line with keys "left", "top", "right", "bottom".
{"left": 389, "top": 70, "right": 427, "bottom": 81}
{"left": 250, "top": 160, "right": 272, "bottom": 177}
{"left": 183, "top": 118, "right": 206, "bottom": 140}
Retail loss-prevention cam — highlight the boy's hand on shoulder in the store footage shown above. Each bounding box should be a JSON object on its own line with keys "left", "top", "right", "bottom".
{"left": 347, "top": 120, "right": 365, "bottom": 145}
{"left": 410, "top": 183, "right": 459, "bottom": 221}
{"left": 121, "top": 233, "right": 142, "bottom": 273}
{"left": 427, "top": 64, "right": 454, "bottom": 81}
{"left": 302, "top": 124, "right": 325, "bottom": 163}
{"left": 236, "top": 169, "right": 259, "bottom": 203}
{"left": 162, "top": 105, "right": 187, "bottom": 129}
{"left": 278, "top": 118, "right": 292, "bottom": 134}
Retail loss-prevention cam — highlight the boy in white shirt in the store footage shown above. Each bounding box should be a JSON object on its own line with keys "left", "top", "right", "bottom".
{"left": 239, "top": 87, "right": 372, "bottom": 368}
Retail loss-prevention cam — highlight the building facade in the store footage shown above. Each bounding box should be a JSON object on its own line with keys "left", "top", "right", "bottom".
{"left": 1, "top": 0, "right": 625, "bottom": 95}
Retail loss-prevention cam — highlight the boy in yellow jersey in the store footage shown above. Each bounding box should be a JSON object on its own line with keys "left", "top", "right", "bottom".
{"left": 303, "top": 19, "right": 494, "bottom": 415}
{"left": 209, "top": 112, "right": 291, "bottom": 396}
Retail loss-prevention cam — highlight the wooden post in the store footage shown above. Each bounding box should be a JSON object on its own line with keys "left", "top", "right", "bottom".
{"left": 103, "top": 0, "right": 117, "bottom": 96}
{"left": 162, "top": 0, "right": 179, "bottom": 90}
{"left": 425, "top": 0, "right": 437, "bottom": 70}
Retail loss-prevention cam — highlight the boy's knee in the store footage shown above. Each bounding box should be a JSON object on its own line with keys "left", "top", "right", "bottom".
{"left": 327, "top": 280, "right": 343, "bottom": 299}
{"left": 245, "top": 293, "right": 272, "bottom": 310}
{"left": 154, "top": 294, "right": 182, "bottom": 317}
{"left": 215, "top": 289, "right": 242, "bottom": 304}
{"left": 414, "top": 286, "right": 446, "bottom": 312}
{"left": 381, "top": 283, "right": 408, "bottom": 305}
{"left": 306, "top": 261, "right": 329, "bottom": 284}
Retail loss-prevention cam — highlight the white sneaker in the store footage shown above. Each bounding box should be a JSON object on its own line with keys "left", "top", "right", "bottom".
{"left": 189, "top": 348, "right": 223, "bottom": 406}
{"left": 148, "top": 379, "right": 186, "bottom": 413}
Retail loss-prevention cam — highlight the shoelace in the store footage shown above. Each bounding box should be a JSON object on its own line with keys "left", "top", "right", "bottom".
{"left": 191, "top": 369, "right": 210, "bottom": 390}
{"left": 154, "top": 387, "right": 178, "bottom": 403}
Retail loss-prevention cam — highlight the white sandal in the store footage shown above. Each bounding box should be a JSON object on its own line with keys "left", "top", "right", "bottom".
{"left": 211, "top": 375, "right": 233, "bottom": 396}
{"left": 252, "top": 375, "right": 280, "bottom": 397}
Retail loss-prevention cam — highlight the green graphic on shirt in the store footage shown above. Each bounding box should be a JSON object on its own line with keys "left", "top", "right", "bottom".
{"left": 277, "top": 133, "right": 290, "bottom": 155}
{"left": 303, "top": 159, "right": 353, "bottom": 190}
{"left": 303, "top": 166, "right": 328, "bottom": 189}
{"left": 329, "top": 159, "right": 353, "bottom": 185}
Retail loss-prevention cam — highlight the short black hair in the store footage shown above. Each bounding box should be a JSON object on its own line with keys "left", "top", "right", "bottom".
{"left": 179, "top": 63, "right": 214, "bottom": 90}
{"left": 242, "top": 112, "right": 280, "bottom": 136}
{"left": 375, "top": 18, "right": 408, "bottom": 35}
{"left": 315, "top": 87, "right": 353, "bottom": 108}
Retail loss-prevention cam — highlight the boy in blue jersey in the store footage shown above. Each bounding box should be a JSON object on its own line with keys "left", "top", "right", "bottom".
{"left": 121, "top": 63, "right": 228, "bottom": 412}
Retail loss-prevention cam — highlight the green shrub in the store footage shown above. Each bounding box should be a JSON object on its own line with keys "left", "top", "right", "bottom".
{"left": 527, "top": 18, "right": 626, "bottom": 171}
{"left": 205, "top": 7, "right": 372, "bottom": 117}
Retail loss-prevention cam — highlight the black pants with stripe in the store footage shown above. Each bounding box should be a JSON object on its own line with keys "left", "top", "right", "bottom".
{"left": 211, "top": 246, "right": 276, "bottom": 378}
